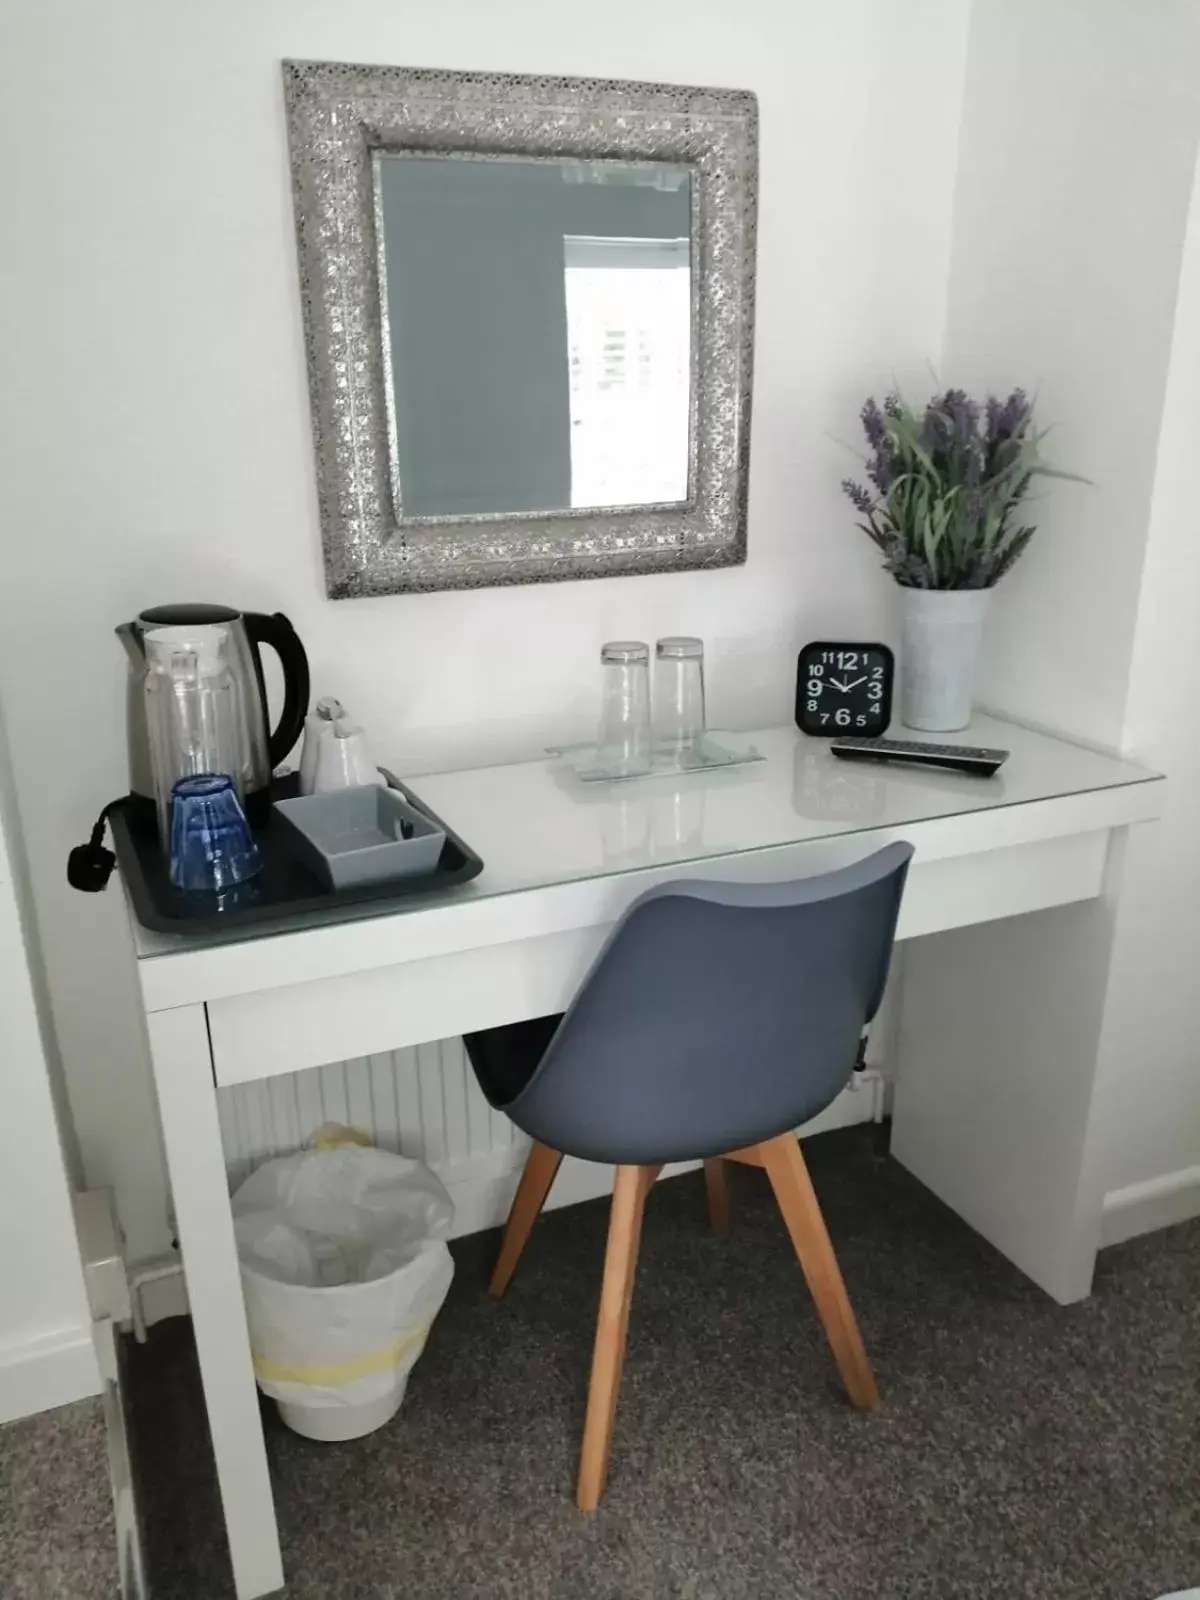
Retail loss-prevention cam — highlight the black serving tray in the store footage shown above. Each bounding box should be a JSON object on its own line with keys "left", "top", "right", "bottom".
{"left": 110, "top": 769, "right": 484, "bottom": 936}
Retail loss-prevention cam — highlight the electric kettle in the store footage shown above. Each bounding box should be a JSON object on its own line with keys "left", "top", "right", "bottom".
{"left": 118, "top": 604, "right": 310, "bottom": 819}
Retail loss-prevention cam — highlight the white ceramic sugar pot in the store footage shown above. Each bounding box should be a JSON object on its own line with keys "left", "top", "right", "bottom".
{"left": 313, "top": 719, "right": 383, "bottom": 793}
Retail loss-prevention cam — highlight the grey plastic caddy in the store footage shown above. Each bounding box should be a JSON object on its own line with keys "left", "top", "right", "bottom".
{"left": 273, "top": 785, "right": 446, "bottom": 890}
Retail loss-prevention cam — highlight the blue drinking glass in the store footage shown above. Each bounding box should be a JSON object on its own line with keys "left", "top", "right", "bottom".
{"left": 169, "top": 774, "right": 262, "bottom": 892}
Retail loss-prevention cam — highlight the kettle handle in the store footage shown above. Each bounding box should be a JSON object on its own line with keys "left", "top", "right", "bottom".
{"left": 242, "top": 612, "right": 311, "bottom": 769}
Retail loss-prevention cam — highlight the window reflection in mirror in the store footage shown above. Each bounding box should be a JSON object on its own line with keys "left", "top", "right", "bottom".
{"left": 564, "top": 233, "right": 690, "bottom": 507}
{"left": 374, "top": 153, "right": 693, "bottom": 521}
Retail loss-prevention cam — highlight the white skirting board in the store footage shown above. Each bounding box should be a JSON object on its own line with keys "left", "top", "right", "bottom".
{"left": 0, "top": 1325, "right": 102, "bottom": 1425}
{"left": 216, "top": 1036, "right": 882, "bottom": 1242}
{"left": 1100, "top": 1163, "right": 1200, "bottom": 1247}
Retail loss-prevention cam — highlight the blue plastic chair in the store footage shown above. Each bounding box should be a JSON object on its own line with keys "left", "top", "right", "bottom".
{"left": 464, "top": 842, "right": 912, "bottom": 1509}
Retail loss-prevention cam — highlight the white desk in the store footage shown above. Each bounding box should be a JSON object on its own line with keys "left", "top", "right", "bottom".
{"left": 128, "top": 716, "right": 1162, "bottom": 1599}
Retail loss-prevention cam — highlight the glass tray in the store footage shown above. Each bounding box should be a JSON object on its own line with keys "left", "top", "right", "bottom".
{"left": 547, "top": 731, "right": 766, "bottom": 785}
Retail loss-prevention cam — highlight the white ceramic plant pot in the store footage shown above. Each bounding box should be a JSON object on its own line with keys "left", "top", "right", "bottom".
{"left": 897, "top": 587, "right": 991, "bottom": 732}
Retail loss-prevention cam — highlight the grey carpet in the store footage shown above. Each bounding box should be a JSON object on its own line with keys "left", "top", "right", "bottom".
{"left": 0, "top": 1395, "right": 117, "bottom": 1599}
{"left": 124, "top": 1127, "right": 1200, "bottom": 1600}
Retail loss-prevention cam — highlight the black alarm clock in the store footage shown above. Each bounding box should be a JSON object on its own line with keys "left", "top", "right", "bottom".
{"left": 795, "top": 641, "right": 894, "bottom": 737}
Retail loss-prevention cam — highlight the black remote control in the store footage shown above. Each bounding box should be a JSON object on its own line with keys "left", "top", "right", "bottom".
{"left": 830, "top": 736, "right": 1009, "bottom": 777}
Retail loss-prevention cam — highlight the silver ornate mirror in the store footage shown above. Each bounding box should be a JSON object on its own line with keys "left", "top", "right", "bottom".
{"left": 283, "top": 62, "right": 758, "bottom": 597}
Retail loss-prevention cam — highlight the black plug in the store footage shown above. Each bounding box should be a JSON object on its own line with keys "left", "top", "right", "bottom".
{"left": 67, "top": 802, "right": 120, "bottom": 892}
{"left": 67, "top": 840, "right": 116, "bottom": 892}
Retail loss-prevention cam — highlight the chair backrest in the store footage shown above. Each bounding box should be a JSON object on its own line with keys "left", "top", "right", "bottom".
{"left": 508, "top": 842, "right": 913, "bottom": 1165}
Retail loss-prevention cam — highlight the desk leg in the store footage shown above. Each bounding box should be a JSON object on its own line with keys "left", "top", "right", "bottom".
{"left": 892, "top": 894, "right": 1115, "bottom": 1305}
{"left": 147, "top": 1005, "right": 284, "bottom": 1599}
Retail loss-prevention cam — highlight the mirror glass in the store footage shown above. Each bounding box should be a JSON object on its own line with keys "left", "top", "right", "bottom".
{"left": 374, "top": 153, "right": 693, "bottom": 521}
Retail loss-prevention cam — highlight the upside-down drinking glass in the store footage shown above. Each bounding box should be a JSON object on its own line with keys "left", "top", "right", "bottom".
{"left": 597, "top": 641, "right": 652, "bottom": 778}
{"left": 169, "top": 774, "right": 262, "bottom": 892}
{"left": 143, "top": 624, "right": 247, "bottom": 846}
{"left": 654, "top": 636, "right": 706, "bottom": 758}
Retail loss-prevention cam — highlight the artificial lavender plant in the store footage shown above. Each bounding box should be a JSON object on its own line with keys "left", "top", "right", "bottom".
{"left": 841, "top": 388, "right": 1084, "bottom": 589}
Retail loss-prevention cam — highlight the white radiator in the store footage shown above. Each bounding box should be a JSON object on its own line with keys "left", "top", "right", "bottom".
{"left": 217, "top": 1037, "right": 529, "bottom": 1235}
{"left": 216, "top": 1034, "right": 883, "bottom": 1241}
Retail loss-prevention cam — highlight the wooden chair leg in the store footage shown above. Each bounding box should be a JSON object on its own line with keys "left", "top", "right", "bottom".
{"left": 703, "top": 1157, "right": 732, "bottom": 1237}
{"left": 758, "top": 1133, "right": 879, "bottom": 1410}
{"left": 576, "top": 1163, "right": 661, "bottom": 1511}
{"left": 489, "top": 1141, "right": 563, "bottom": 1299}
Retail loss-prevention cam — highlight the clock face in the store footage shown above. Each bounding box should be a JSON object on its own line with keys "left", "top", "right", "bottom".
{"left": 795, "top": 641, "right": 894, "bottom": 737}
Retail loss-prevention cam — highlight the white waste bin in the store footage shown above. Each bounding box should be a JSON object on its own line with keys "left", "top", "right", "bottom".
{"left": 231, "top": 1134, "right": 455, "bottom": 1441}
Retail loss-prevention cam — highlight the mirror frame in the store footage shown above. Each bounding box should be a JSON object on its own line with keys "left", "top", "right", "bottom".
{"left": 283, "top": 60, "right": 758, "bottom": 598}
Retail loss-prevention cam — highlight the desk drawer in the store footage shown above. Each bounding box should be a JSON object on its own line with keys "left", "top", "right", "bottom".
{"left": 204, "top": 830, "right": 1110, "bottom": 1088}
{"left": 206, "top": 926, "right": 605, "bottom": 1088}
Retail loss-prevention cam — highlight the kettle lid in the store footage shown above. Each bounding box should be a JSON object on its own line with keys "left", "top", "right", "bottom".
{"left": 138, "top": 602, "right": 240, "bottom": 627}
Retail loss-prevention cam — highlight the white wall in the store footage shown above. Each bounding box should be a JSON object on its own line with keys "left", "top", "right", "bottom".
{"left": 1094, "top": 151, "right": 1200, "bottom": 1233}
{"left": 942, "top": 0, "right": 1200, "bottom": 1238}
{"left": 5, "top": 0, "right": 1195, "bottom": 1274}
{"left": 942, "top": 0, "right": 1200, "bottom": 750}
{"left": 0, "top": 703, "right": 100, "bottom": 1421}
{"left": 0, "top": 0, "right": 970, "bottom": 1263}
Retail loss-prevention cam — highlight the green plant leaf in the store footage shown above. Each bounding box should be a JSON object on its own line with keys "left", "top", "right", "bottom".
{"left": 1028, "top": 462, "right": 1093, "bottom": 485}
{"left": 884, "top": 411, "right": 938, "bottom": 479}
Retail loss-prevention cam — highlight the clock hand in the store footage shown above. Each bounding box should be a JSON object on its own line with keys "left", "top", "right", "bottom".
{"left": 842, "top": 676, "right": 868, "bottom": 692}
{"left": 828, "top": 678, "right": 849, "bottom": 693}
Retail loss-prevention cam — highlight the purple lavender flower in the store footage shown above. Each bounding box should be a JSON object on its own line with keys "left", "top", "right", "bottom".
{"left": 882, "top": 392, "right": 902, "bottom": 419}
{"left": 984, "top": 390, "right": 1031, "bottom": 478}
{"left": 920, "top": 399, "right": 948, "bottom": 454}
{"left": 989, "top": 388, "right": 1030, "bottom": 443}
{"left": 932, "top": 389, "right": 980, "bottom": 447}
{"left": 985, "top": 394, "right": 1003, "bottom": 444}
{"left": 867, "top": 451, "right": 895, "bottom": 494}
{"left": 859, "top": 397, "right": 898, "bottom": 492}
{"left": 860, "top": 398, "right": 887, "bottom": 451}
{"left": 956, "top": 391, "right": 981, "bottom": 442}
{"left": 841, "top": 478, "right": 874, "bottom": 515}
{"left": 1005, "top": 389, "right": 1031, "bottom": 434}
